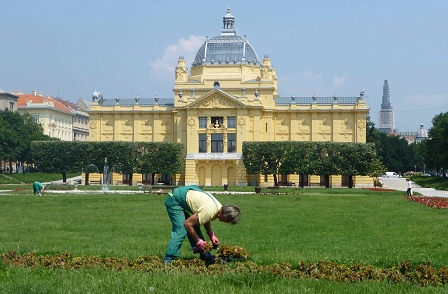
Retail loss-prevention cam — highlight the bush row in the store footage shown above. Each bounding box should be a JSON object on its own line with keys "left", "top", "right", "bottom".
{"left": 2, "top": 251, "right": 448, "bottom": 287}
{"left": 5, "top": 172, "right": 80, "bottom": 184}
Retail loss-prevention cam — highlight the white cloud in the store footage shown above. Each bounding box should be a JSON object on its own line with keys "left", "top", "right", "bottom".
{"left": 280, "top": 71, "right": 347, "bottom": 97}
{"left": 331, "top": 76, "right": 346, "bottom": 87}
{"left": 301, "top": 70, "right": 323, "bottom": 81}
{"left": 406, "top": 94, "right": 448, "bottom": 106}
{"left": 148, "top": 35, "right": 206, "bottom": 75}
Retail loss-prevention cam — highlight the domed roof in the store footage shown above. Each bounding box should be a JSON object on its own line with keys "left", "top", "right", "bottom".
{"left": 92, "top": 88, "right": 103, "bottom": 102}
{"left": 192, "top": 8, "right": 260, "bottom": 67}
{"left": 416, "top": 123, "right": 428, "bottom": 140}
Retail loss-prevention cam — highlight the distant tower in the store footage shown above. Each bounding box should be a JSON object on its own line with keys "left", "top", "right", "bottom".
{"left": 378, "top": 80, "right": 395, "bottom": 133}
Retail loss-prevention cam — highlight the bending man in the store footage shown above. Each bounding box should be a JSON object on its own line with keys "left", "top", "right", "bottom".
{"left": 32, "top": 181, "right": 46, "bottom": 196}
{"left": 164, "top": 185, "right": 241, "bottom": 264}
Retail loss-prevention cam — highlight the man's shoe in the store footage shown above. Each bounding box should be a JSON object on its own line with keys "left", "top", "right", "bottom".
{"left": 200, "top": 252, "right": 216, "bottom": 265}
{"left": 163, "top": 256, "right": 173, "bottom": 263}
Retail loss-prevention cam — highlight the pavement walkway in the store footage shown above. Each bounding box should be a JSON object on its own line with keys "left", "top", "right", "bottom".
{"left": 379, "top": 177, "right": 448, "bottom": 198}
{"left": 46, "top": 176, "right": 82, "bottom": 185}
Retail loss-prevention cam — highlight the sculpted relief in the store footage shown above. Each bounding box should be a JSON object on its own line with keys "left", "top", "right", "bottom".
{"left": 197, "top": 95, "right": 240, "bottom": 109}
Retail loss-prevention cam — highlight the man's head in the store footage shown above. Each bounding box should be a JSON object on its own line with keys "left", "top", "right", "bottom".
{"left": 218, "top": 204, "right": 241, "bottom": 224}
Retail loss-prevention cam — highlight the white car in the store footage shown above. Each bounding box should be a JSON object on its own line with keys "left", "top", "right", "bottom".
{"left": 382, "top": 172, "right": 400, "bottom": 178}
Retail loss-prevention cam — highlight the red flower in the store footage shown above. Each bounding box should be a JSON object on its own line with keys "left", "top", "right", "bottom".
{"left": 405, "top": 196, "right": 448, "bottom": 209}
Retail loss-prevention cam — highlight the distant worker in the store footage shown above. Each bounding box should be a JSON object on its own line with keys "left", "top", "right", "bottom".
{"left": 32, "top": 181, "right": 46, "bottom": 196}
{"left": 406, "top": 178, "right": 413, "bottom": 196}
{"left": 163, "top": 185, "right": 241, "bottom": 265}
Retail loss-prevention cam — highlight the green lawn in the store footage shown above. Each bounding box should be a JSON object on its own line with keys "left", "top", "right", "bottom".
{"left": 1, "top": 187, "right": 448, "bottom": 293}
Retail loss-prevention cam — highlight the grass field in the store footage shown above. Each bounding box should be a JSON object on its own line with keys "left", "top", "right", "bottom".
{"left": 1, "top": 186, "right": 448, "bottom": 293}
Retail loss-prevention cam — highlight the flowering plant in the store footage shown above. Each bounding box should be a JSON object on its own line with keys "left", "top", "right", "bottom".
{"left": 405, "top": 196, "right": 448, "bottom": 209}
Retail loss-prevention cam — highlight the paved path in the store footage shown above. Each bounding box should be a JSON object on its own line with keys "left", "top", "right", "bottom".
{"left": 46, "top": 176, "right": 82, "bottom": 185}
{"left": 379, "top": 177, "right": 448, "bottom": 198}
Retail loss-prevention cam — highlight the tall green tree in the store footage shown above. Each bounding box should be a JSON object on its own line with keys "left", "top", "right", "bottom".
{"left": 425, "top": 112, "right": 448, "bottom": 175}
{"left": 31, "top": 141, "right": 80, "bottom": 182}
{"left": 242, "top": 142, "right": 288, "bottom": 186}
{"left": 0, "top": 110, "right": 53, "bottom": 172}
{"left": 376, "top": 132, "right": 418, "bottom": 174}
{"left": 0, "top": 116, "right": 19, "bottom": 172}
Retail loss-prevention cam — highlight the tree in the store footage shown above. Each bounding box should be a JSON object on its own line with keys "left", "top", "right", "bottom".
{"left": 279, "top": 142, "right": 315, "bottom": 187}
{"left": 425, "top": 112, "right": 448, "bottom": 175}
{"left": 31, "top": 141, "right": 185, "bottom": 185}
{"left": 0, "top": 110, "right": 53, "bottom": 172}
{"left": 0, "top": 116, "right": 19, "bottom": 172}
{"left": 243, "top": 141, "right": 384, "bottom": 188}
{"left": 339, "top": 143, "right": 386, "bottom": 188}
{"left": 242, "top": 142, "right": 289, "bottom": 186}
{"left": 31, "top": 141, "right": 80, "bottom": 182}
{"left": 376, "top": 132, "right": 418, "bottom": 174}
{"left": 136, "top": 142, "right": 184, "bottom": 184}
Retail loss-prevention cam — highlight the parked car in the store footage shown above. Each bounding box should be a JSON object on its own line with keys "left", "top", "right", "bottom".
{"left": 381, "top": 172, "right": 400, "bottom": 178}
{"left": 424, "top": 174, "right": 431, "bottom": 177}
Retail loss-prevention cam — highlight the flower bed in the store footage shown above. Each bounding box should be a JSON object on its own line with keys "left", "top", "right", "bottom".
{"left": 405, "top": 196, "right": 448, "bottom": 209}
{"left": 363, "top": 188, "right": 396, "bottom": 192}
{"left": 3, "top": 251, "right": 448, "bottom": 286}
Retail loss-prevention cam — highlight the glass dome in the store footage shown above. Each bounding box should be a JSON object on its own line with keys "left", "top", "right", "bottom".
{"left": 192, "top": 8, "right": 260, "bottom": 67}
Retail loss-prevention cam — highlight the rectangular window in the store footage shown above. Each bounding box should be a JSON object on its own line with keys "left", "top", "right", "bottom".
{"left": 199, "top": 134, "right": 207, "bottom": 153}
{"left": 227, "top": 116, "right": 236, "bottom": 128}
{"left": 9, "top": 102, "right": 14, "bottom": 111}
{"left": 211, "top": 117, "right": 223, "bottom": 127}
{"left": 34, "top": 114, "right": 39, "bottom": 123}
{"left": 211, "top": 134, "right": 223, "bottom": 153}
{"left": 227, "top": 133, "right": 236, "bottom": 152}
{"left": 199, "top": 117, "right": 207, "bottom": 128}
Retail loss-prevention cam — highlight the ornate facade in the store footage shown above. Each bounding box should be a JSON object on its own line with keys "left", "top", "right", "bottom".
{"left": 87, "top": 8, "right": 371, "bottom": 187}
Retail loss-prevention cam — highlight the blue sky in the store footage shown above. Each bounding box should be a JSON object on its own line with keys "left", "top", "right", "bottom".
{"left": 1, "top": 0, "right": 447, "bottom": 132}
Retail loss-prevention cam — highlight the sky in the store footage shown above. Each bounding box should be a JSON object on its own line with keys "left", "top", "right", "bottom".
{"left": 1, "top": 0, "right": 448, "bottom": 132}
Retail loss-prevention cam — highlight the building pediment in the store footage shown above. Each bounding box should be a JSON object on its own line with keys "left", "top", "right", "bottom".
{"left": 186, "top": 89, "right": 247, "bottom": 109}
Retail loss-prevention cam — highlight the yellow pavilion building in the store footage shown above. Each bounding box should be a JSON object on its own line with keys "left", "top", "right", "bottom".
{"left": 87, "top": 8, "right": 371, "bottom": 188}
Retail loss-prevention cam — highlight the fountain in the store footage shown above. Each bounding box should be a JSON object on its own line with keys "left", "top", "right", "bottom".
{"left": 102, "top": 158, "right": 120, "bottom": 193}
{"left": 102, "top": 158, "right": 111, "bottom": 193}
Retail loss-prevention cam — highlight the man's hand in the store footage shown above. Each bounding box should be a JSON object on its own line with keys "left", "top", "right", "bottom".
{"left": 191, "top": 239, "right": 206, "bottom": 252}
{"left": 207, "top": 231, "right": 219, "bottom": 248}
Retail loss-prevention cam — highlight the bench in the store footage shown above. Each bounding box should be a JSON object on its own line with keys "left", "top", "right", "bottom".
{"left": 142, "top": 185, "right": 177, "bottom": 195}
{"left": 89, "top": 180, "right": 101, "bottom": 185}
{"left": 278, "top": 181, "right": 296, "bottom": 187}
{"left": 154, "top": 185, "right": 179, "bottom": 191}
{"left": 263, "top": 186, "right": 281, "bottom": 195}
{"left": 142, "top": 185, "right": 153, "bottom": 194}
